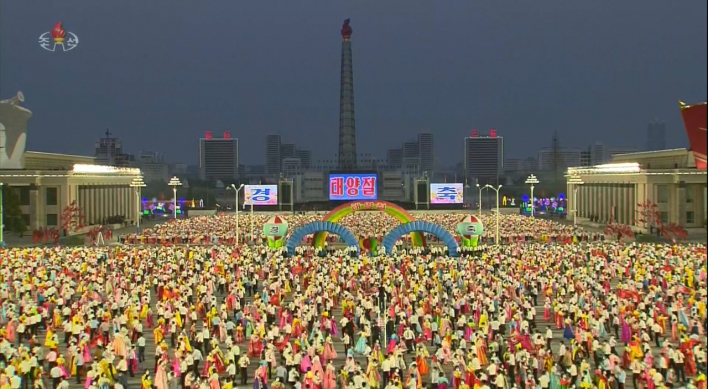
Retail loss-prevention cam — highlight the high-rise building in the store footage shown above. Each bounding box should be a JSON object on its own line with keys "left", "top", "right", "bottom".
{"left": 384, "top": 133, "right": 434, "bottom": 175}
{"left": 418, "top": 133, "right": 434, "bottom": 175}
{"left": 523, "top": 157, "right": 538, "bottom": 171}
{"left": 198, "top": 131, "right": 239, "bottom": 183}
{"left": 590, "top": 142, "right": 607, "bottom": 165}
{"left": 281, "top": 143, "right": 296, "bottom": 159}
{"left": 265, "top": 135, "right": 311, "bottom": 175}
{"left": 402, "top": 140, "right": 420, "bottom": 172}
{"left": 295, "top": 149, "right": 312, "bottom": 169}
{"left": 338, "top": 19, "right": 357, "bottom": 171}
{"left": 265, "top": 135, "right": 281, "bottom": 175}
{"left": 387, "top": 147, "right": 403, "bottom": 168}
{"left": 504, "top": 158, "right": 521, "bottom": 172}
{"left": 537, "top": 147, "right": 581, "bottom": 170}
{"left": 580, "top": 150, "right": 592, "bottom": 166}
{"left": 94, "top": 129, "right": 131, "bottom": 167}
{"left": 646, "top": 119, "right": 666, "bottom": 151}
{"left": 136, "top": 152, "right": 169, "bottom": 183}
{"left": 463, "top": 130, "right": 504, "bottom": 185}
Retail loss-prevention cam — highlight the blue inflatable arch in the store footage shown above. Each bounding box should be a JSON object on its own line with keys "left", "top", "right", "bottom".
{"left": 286, "top": 221, "right": 360, "bottom": 257}
{"left": 382, "top": 221, "right": 459, "bottom": 257}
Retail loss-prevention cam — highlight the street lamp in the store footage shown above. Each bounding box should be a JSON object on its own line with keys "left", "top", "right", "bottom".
{"left": 168, "top": 176, "right": 182, "bottom": 219}
{"left": 567, "top": 174, "right": 584, "bottom": 226}
{"left": 525, "top": 174, "right": 540, "bottom": 218}
{"left": 475, "top": 183, "right": 483, "bottom": 218}
{"left": 227, "top": 184, "right": 245, "bottom": 244}
{"left": 484, "top": 184, "right": 502, "bottom": 244}
{"left": 130, "top": 177, "right": 146, "bottom": 231}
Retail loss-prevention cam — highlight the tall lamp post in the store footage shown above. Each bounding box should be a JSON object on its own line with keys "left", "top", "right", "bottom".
{"left": 475, "top": 183, "right": 483, "bottom": 218}
{"left": 228, "top": 184, "right": 245, "bottom": 244}
{"left": 130, "top": 177, "right": 146, "bottom": 231}
{"left": 525, "top": 174, "right": 540, "bottom": 218}
{"left": 168, "top": 176, "right": 182, "bottom": 219}
{"left": 250, "top": 199, "right": 255, "bottom": 243}
{"left": 568, "top": 174, "right": 584, "bottom": 226}
{"left": 484, "top": 184, "right": 502, "bottom": 244}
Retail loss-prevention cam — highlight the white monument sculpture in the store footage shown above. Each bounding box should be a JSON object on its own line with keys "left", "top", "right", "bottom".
{"left": 0, "top": 92, "right": 31, "bottom": 170}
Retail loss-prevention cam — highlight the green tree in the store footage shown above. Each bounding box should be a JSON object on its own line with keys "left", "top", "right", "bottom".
{"left": 2, "top": 186, "right": 25, "bottom": 235}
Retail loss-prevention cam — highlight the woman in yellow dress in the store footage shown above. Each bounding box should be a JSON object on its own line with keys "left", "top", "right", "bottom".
{"left": 52, "top": 309, "right": 63, "bottom": 328}
{"left": 153, "top": 325, "right": 164, "bottom": 345}
{"left": 141, "top": 371, "right": 152, "bottom": 389}
{"left": 478, "top": 313, "right": 489, "bottom": 337}
{"left": 45, "top": 328, "right": 58, "bottom": 349}
{"left": 99, "top": 359, "right": 115, "bottom": 383}
{"left": 366, "top": 360, "right": 382, "bottom": 389}
{"left": 140, "top": 304, "right": 149, "bottom": 321}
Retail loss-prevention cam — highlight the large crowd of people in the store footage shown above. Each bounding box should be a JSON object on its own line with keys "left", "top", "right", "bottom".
{"left": 1, "top": 211, "right": 706, "bottom": 389}
{"left": 120, "top": 213, "right": 588, "bottom": 246}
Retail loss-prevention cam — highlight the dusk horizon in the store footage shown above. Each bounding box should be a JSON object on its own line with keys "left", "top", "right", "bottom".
{"left": 1, "top": 0, "right": 706, "bottom": 166}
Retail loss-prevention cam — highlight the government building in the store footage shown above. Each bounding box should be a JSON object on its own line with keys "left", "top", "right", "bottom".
{"left": 567, "top": 148, "right": 707, "bottom": 229}
{"left": 0, "top": 92, "right": 142, "bottom": 231}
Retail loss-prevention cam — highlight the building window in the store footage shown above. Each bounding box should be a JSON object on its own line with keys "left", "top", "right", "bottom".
{"left": 656, "top": 185, "right": 669, "bottom": 204}
{"left": 46, "top": 213, "right": 58, "bottom": 226}
{"left": 21, "top": 214, "right": 30, "bottom": 226}
{"left": 659, "top": 211, "right": 669, "bottom": 224}
{"left": 686, "top": 187, "right": 694, "bottom": 203}
{"left": 19, "top": 187, "right": 30, "bottom": 206}
{"left": 686, "top": 211, "right": 695, "bottom": 224}
{"left": 46, "top": 187, "right": 58, "bottom": 206}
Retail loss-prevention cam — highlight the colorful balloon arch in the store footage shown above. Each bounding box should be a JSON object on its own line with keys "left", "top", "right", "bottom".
{"left": 313, "top": 201, "right": 425, "bottom": 248}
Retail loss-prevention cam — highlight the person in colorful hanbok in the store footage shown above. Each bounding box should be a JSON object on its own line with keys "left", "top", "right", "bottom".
{"left": 322, "top": 361, "right": 337, "bottom": 389}
{"left": 141, "top": 371, "right": 153, "bottom": 389}
{"left": 354, "top": 329, "right": 370, "bottom": 355}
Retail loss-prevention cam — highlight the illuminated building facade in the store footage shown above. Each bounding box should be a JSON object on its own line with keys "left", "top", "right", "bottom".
{"left": 0, "top": 93, "right": 141, "bottom": 231}
{"left": 567, "top": 148, "right": 707, "bottom": 228}
{"left": 1, "top": 153, "right": 141, "bottom": 229}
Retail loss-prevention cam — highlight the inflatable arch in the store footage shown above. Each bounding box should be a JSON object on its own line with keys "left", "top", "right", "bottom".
{"left": 286, "top": 221, "right": 360, "bottom": 256}
{"left": 382, "top": 221, "right": 459, "bottom": 257}
{"left": 313, "top": 201, "right": 425, "bottom": 248}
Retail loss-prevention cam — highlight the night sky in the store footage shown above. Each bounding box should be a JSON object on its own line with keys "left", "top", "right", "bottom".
{"left": 1, "top": 0, "right": 706, "bottom": 166}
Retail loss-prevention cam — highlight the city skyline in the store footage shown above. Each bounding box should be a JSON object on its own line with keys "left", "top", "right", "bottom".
{"left": 1, "top": 1, "right": 705, "bottom": 165}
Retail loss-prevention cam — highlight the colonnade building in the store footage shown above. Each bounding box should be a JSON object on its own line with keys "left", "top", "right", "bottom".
{"left": 0, "top": 151, "right": 141, "bottom": 230}
{"left": 566, "top": 148, "right": 707, "bottom": 229}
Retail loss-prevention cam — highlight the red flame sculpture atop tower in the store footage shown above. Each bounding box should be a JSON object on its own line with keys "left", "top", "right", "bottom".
{"left": 341, "top": 19, "right": 352, "bottom": 40}
{"left": 51, "top": 22, "right": 66, "bottom": 43}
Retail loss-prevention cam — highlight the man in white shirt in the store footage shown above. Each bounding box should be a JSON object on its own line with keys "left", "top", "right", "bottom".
{"left": 192, "top": 348, "right": 203, "bottom": 376}
{"left": 494, "top": 371, "right": 506, "bottom": 389}
{"left": 381, "top": 356, "right": 392, "bottom": 388}
{"left": 486, "top": 362, "right": 498, "bottom": 384}
{"left": 673, "top": 349, "right": 686, "bottom": 383}
{"left": 238, "top": 354, "right": 250, "bottom": 385}
{"left": 116, "top": 356, "right": 128, "bottom": 389}
{"left": 50, "top": 365, "right": 64, "bottom": 389}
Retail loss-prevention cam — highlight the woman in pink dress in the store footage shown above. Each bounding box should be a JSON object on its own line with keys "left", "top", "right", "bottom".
{"left": 322, "top": 336, "right": 337, "bottom": 362}
{"left": 322, "top": 361, "right": 337, "bottom": 389}
{"left": 154, "top": 358, "right": 169, "bottom": 389}
{"left": 311, "top": 355, "right": 324, "bottom": 379}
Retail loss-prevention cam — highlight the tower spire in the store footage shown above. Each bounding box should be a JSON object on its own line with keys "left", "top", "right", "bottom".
{"left": 338, "top": 19, "right": 357, "bottom": 171}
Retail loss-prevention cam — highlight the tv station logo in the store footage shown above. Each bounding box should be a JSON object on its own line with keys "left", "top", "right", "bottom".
{"left": 39, "top": 22, "right": 79, "bottom": 52}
